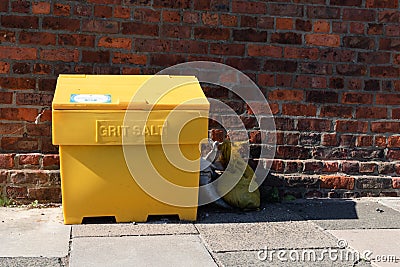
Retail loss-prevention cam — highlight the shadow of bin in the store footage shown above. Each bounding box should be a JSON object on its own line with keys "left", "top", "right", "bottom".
{"left": 52, "top": 75, "right": 209, "bottom": 224}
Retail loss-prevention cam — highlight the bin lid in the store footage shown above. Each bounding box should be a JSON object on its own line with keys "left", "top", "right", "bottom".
{"left": 52, "top": 75, "right": 209, "bottom": 110}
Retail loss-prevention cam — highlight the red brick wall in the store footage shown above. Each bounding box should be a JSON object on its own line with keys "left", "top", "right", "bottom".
{"left": 0, "top": 0, "right": 399, "bottom": 201}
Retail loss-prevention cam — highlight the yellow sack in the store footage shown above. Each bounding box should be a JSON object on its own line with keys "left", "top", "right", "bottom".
{"left": 216, "top": 140, "right": 260, "bottom": 210}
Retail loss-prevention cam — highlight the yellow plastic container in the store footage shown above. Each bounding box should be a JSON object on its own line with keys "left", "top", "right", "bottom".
{"left": 52, "top": 75, "right": 209, "bottom": 224}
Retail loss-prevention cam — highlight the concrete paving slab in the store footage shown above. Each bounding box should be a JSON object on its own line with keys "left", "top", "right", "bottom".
{"left": 72, "top": 222, "right": 197, "bottom": 237}
{"left": 0, "top": 207, "right": 70, "bottom": 258}
{"left": 284, "top": 199, "right": 400, "bottom": 230}
{"left": 213, "top": 250, "right": 372, "bottom": 267}
{"left": 0, "top": 257, "right": 67, "bottom": 267}
{"left": 377, "top": 198, "right": 400, "bottom": 213}
{"left": 197, "top": 203, "right": 303, "bottom": 223}
{"left": 195, "top": 221, "right": 338, "bottom": 252}
{"left": 328, "top": 229, "right": 400, "bottom": 267}
{"left": 70, "top": 235, "right": 216, "bottom": 267}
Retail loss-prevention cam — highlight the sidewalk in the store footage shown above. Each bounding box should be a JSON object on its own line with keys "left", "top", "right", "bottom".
{"left": 1, "top": 198, "right": 400, "bottom": 267}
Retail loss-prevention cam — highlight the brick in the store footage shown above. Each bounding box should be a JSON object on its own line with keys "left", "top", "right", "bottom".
{"left": 232, "top": 1, "right": 266, "bottom": 14}
{"left": 285, "top": 133, "right": 299, "bottom": 145}
{"left": 284, "top": 47, "right": 319, "bottom": 60}
{"left": 343, "top": 8, "right": 376, "bottom": 22}
{"left": 303, "top": 161, "right": 323, "bottom": 174}
{"left": 388, "top": 136, "right": 400, "bottom": 148}
{"left": 297, "top": 119, "right": 332, "bottom": 131}
{"left": 18, "top": 154, "right": 41, "bottom": 166}
{"left": 276, "top": 18, "right": 293, "bottom": 30}
{"left": 356, "top": 177, "right": 392, "bottom": 189}
{"left": 343, "top": 36, "right": 375, "bottom": 50}
{"left": 0, "top": 154, "right": 15, "bottom": 169}
{"left": 98, "top": 37, "right": 132, "bottom": 50}
{"left": 336, "top": 65, "right": 367, "bottom": 76}
{"left": 0, "top": 108, "right": 38, "bottom": 122}
{"left": 333, "top": 22, "right": 349, "bottom": 33}
{"left": 13, "top": 62, "right": 31, "bottom": 74}
{"left": 271, "top": 32, "right": 302, "bottom": 45}
{"left": 201, "top": 13, "right": 218, "bottom": 26}
{"left": 225, "top": 57, "right": 262, "bottom": 71}
{"left": 336, "top": 120, "right": 368, "bottom": 133}
{"left": 32, "top": 2, "right": 50, "bottom": 14}
{"left": 376, "top": 94, "right": 400, "bottom": 105}
{"left": 308, "top": 6, "right": 340, "bottom": 19}
{"left": 220, "top": 14, "right": 238, "bottom": 26}
{"left": 112, "top": 53, "right": 147, "bottom": 65}
{"left": 356, "top": 107, "right": 387, "bottom": 119}
{"left": 300, "top": 133, "right": 321, "bottom": 146}
{"left": 264, "top": 60, "right": 298, "bottom": 73}
{"left": 114, "top": 6, "right": 130, "bottom": 19}
{"left": 268, "top": 89, "right": 303, "bottom": 101}
{"left": 393, "top": 178, "right": 400, "bottom": 189}
{"left": 160, "top": 25, "right": 191, "bottom": 39}
{"left": 6, "top": 186, "right": 27, "bottom": 199}
{"left": 233, "top": 29, "right": 267, "bottom": 42}
{"left": 371, "top": 122, "right": 400, "bottom": 133}
{"left": 41, "top": 48, "right": 79, "bottom": 62}
{"left": 342, "top": 92, "right": 372, "bottom": 104}
{"left": 321, "top": 133, "right": 337, "bottom": 146}
{"left": 135, "top": 39, "right": 170, "bottom": 53}
{"left": 74, "top": 5, "right": 92, "bottom": 17}
{"left": 19, "top": 31, "right": 56, "bottom": 46}
{"left": 306, "top": 34, "right": 340, "bottom": 47}
{"left": 306, "top": 91, "right": 338, "bottom": 103}
{"left": 194, "top": 27, "right": 230, "bottom": 40}
{"left": 11, "top": 1, "right": 30, "bottom": 13}
{"left": 94, "top": 5, "right": 112, "bottom": 18}
{"left": 43, "top": 17, "right": 80, "bottom": 32}
{"left": 82, "top": 50, "right": 110, "bottom": 63}
{"left": 1, "top": 15, "right": 38, "bottom": 29}
{"left": 269, "top": 3, "right": 303, "bottom": 16}
{"left": 16, "top": 93, "right": 53, "bottom": 106}
{"left": 387, "top": 25, "right": 400, "bottom": 37}
{"left": 210, "top": 43, "right": 245, "bottom": 56}
{"left": 282, "top": 104, "right": 316, "bottom": 116}
{"left": 366, "top": 0, "right": 398, "bottom": 8}
{"left": 295, "top": 19, "right": 312, "bottom": 31}
{"left": 360, "top": 162, "right": 377, "bottom": 173}
{"left": 248, "top": 45, "right": 282, "bottom": 57}
{"left": 275, "top": 146, "right": 310, "bottom": 160}
{"left": 153, "top": 0, "right": 190, "bottom": 9}
{"left": 54, "top": 3, "right": 70, "bottom": 16}
{"left": 171, "top": 40, "right": 208, "bottom": 54}
{"left": 300, "top": 63, "right": 332, "bottom": 75}
{"left": 321, "top": 49, "right": 355, "bottom": 62}
{"left": 58, "top": 34, "right": 95, "bottom": 47}
{"left": 314, "top": 20, "right": 330, "bottom": 33}
{"left": 0, "top": 92, "right": 12, "bottom": 104}
{"left": 238, "top": 16, "right": 254, "bottom": 29}
{"left": 349, "top": 22, "right": 365, "bottom": 34}
{"left": 321, "top": 106, "right": 352, "bottom": 118}
{"left": 150, "top": 54, "right": 186, "bottom": 66}
{"left": 379, "top": 39, "right": 400, "bottom": 51}
{"left": 38, "top": 78, "right": 57, "bottom": 92}
{"left": 83, "top": 20, "right": 119, "bottom": 34}
{"left": 329, "top": 78, "right": 344, "bottom": 89}
{"left": 358, "top": 52, "right": 390, "bottom": 64}
{"left": 320, "top": 176, "right": 355, "bottom": 190}
{"left": 0, "top": 61, "right": 10, "bottom": 74}
{"left": 323, "top": 161, "right": 339, "bottom": 172}
{"left": 88, "top": 0, "right": 122, "bottom": 3}
{"left": 370, "top": 67, "right": 399, "bottom": 78}
{"left": 368, "top": 24, "right": 383, "bottom": 35}
{"left": 331, "top": 0, "right": 362, "bottom": 6}
{"left": 0, "top": 78, "right": 35, "bottom": 90}
{"left": 26, "top": 124, "right": 51, "bottom": 137}
{"left": 28, "top": 187, "right": 61, "bottom": 202}
{"left": 387, "top": 150, "right": 400, "bottom": 160}
{"left": 378, "top": 11, "right": 400, "bottom": 23}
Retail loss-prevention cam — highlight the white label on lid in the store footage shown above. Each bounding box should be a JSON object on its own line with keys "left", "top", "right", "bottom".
{"left": 70, "top": 94, "right": 111, "bottom": 103}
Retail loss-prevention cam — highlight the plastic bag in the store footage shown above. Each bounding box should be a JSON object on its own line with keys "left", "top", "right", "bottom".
{"left": 216, "top": 140, "right": 260, "bottom": 210}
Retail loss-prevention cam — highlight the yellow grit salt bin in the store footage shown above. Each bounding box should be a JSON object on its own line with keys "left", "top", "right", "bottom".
{"left": 52, "top": 75, "right": 209, "bottom": 224}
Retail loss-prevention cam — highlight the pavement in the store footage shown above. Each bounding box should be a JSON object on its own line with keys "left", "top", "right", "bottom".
{"left": 1, "top": 197, "right": 400, "bottom": 267}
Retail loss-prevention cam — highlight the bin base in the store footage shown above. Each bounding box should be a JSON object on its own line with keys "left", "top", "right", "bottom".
{"left": 60, "top": 145, "right": 200, "bottom": 224}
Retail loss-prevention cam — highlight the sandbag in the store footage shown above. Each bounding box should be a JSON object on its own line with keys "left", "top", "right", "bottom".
{"left": 216, "top": 140, "right": 260, "bottom": 210}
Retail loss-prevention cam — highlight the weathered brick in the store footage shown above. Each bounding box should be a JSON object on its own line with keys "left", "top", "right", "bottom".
{"left": 282, "top": 104, "right": 317, "bottom": 116}
{"left": 320, "top": 175, "right": 355, "bottom": 190}
{"left": 28, "top": 187, "right": 61, "bottom": 202}
{"left": 43, "top": 17, "right": 80, "bottom": 32}
{"left": 0, "top": 154, "right": 15, "bottom": 169}
{"left": 276, "top": 18, "right": 293, "bottom": 30}
{"left": 298, "top": 119, "right": 332, "bottom": 131}
{"left": 233, "top": 29, "right": 267, "bottom": 42}
{"left": 220, "top": 14, "right": 237, "bottom": 27}
{"left": 32, "top": 2, "right": 50, "bottom": 14}
{"left": 160, "top": 25, "right": 191, "bottom": 39}
{"left": 98, "top": 37, "right": 132, "bottom": 49}
{"left": 264, "top": 60, "right": 298, "bottom": 72}
{"left": 343, "top": 8, "right": 376, "bottom": 22}
{"left": 248, "top": 45, "right": 282, "bottom": 57}
{"left": 0, "top": 92, "right": 12, "bottom": 104}
{"left": 306, "top": 34, "right": 340, "bottom": 47}
{"left": 356, "top": 107, "right": 387, "bottom": 119}
{"left": 41, "top": 48, "right": 79, "bottom": 62}
{"left": 114, "top": 6, "right": 130, "bottom": 18}
{"left": 232, "top": 1, "right": 266, "bottom": 14}
{"left": 331, "top": 0, "right": 362, "bottom": 6}
{"left": 336, "top": 120, "right": 368, "bottom": 133}
{"left": 0, "top": 78, "right": 35, "bottom": 90}
{"left": 194, "top": 27, "right": 230, "bottom": 40}
{"left": 284, "top": 47, "right": 319, "bottom": 60}
{"left": 150, "top": 54, "right": 186, "bottom": 66}
{"left": 275, "top": 146, "right": 310, "bottom": 160}
{"left": 393, "top": 178, "right": 400, "bottom": 189}
{"left": 54, "top": 3, "right": 71, "bottom": 16}
{"left": 16, "top": 93, "right": 53, "bottom": 106}
{"left": 323, "top": 161, "right": 339, "bottom": 172}
{"left": 153, "top": 0, "right": 190, "bottom": 9}
{"left": 83, "top": 20, "right": 119, "bottom": 34}
{"left": 6, "top": 186, "right": 27, "bottom": 199}
{"left": 112, "top": 53, "right": 147, "bottom": 65}
{"left": 82, "top": 50, "right": 110, "bottom": 63}
{"left": 308, "top": 6, "right": 340, "bottom": 19}
{"left": 306, "top": 91, "right": 338, "bottom": 103}
{"left": 366, "top": 0, "right": 398, "bottom": 8}
{"left": 296, "top": 19, "right": 312, "bottom": 31}
{"left": 11, "top": 1, "right": 30, "bottom": 13}
{"left": 1, "top": 16, "right": 38, "bottom": 29}
{"left": 343, "top": 36, "right": 375, "bottom": 50}
{"left": 19, "top": 31, "right": 56, "bottom": 46}
{"left": 94, "top": 5, "right": 112, "bottom": 18}
{"left": 370, "top": 66, "right": 399, "bottom": 78}
{"left": 371, "top": 122, "right": 400, "bottom": 133}
{"left": 269, "top": 3, "right": 303, "bottom": 17}
{"left": 320, "top": 106, "right": 352, "bottom": 118}
{"left": 271, "top": 32, "right": 302, "bottom": 45}
{"left": 356, "top": 177, "right": 392, "bottom": 189}
{"left": 58, "top": 34, "right": 95, "bottom": 47}
{"left": 210, "top": 43, "right": 244, "bottom": 56}
{"left": 18, "top": 154, "right": 41, "bottom": 166}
